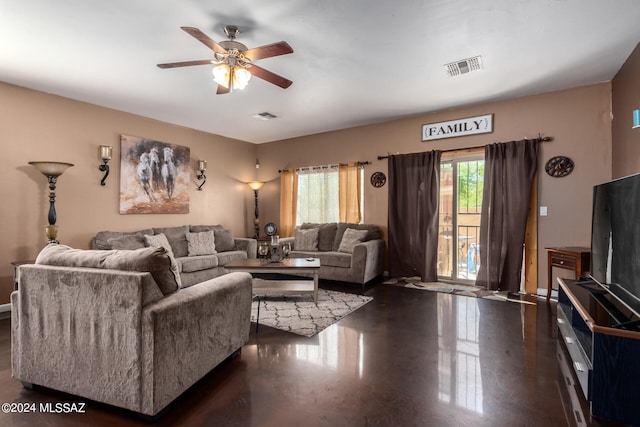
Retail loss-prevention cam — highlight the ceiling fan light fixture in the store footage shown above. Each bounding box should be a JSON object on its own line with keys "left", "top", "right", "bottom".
{"left": 234, "top": 67, "right": 251, "bottom": 89}
{"left": 212, "top": 64, "right": 251, "bottom": 90}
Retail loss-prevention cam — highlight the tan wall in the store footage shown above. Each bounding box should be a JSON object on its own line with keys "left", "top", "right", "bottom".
{"left": 257, "top": 83, "right": 613, "bottom": 289}
{"left": 0, "top": 82, "right": 257, "bottom": 304}
{"left": 612, "top": 42, "right": 640, "bottom": 178}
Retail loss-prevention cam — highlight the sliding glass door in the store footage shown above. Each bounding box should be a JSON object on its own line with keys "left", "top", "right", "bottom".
{"left": 437, "top": 156, "right": 484, "bottom": 283}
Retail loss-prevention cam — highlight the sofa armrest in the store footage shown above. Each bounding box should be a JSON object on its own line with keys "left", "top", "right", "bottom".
{"left": 234, "top": 237, "right": 257, "bottom": 259}
{"left": 12, "top": 265, "right": 164, "bottom": 413}
{"left": 140, "top": 272, "right": 252, "bottom": 415}
{"left": 351, "top": 239, "right": 385, "bottom": 283}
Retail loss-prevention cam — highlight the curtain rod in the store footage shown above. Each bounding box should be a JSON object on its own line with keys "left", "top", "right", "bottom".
{"left": 376, "top": 135, "right": 552, "bottom": 160}
{"left": 279, "top": 160, "right": 370, "bottom": 173}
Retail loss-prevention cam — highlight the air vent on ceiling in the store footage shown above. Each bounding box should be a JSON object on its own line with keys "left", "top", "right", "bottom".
{"left": 253, "top": 112, "right": 278, "bottom": 121}
{"left": 445, "top": 56, "right": 483, "bottom": 77}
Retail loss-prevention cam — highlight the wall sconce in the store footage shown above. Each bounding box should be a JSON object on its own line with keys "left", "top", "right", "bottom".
{"left": 247, "top": 181, "right": 264, "bottom": 239}
{"left": 29, "top": 161, "right": 74, "bottom": 244}
{"left": 255, "top": 158, "right": 260, "bottom": 169}
{"left": 99, "top": 145, "right": 113, "bottom": 186}
{"left": 633, "top": 110, "right": 640, "bottom": 129}
{"left": 197, "top": 160, "right": 207, "bottom": 191}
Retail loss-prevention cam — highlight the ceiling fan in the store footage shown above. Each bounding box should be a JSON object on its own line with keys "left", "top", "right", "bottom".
{"left": 157, "top": 26, "right": 293, "bottom": 94}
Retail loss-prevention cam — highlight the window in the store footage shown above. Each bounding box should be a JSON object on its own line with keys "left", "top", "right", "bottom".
{"left": 296, "top": 165, "right": 340, "bottom": 224}
{"left": 293, "top": 164, "right": 364, "bottom": 226}
{"left": 438, "top": 155, "right": 484, "bottom": 282}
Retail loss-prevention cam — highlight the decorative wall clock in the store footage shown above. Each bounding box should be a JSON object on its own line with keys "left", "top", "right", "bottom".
{"left": 370, "top": 171, "right": 387, "bottom": 188}
{"left": 264, "top": 223, "right": 278, "bottom": 236}
{"left": 545, "top": 156, "right": 574, "bottom": 177}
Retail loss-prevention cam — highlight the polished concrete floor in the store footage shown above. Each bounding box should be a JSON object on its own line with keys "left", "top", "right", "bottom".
{"left": 0, "top": 283, "right": 622, "bottom": 426}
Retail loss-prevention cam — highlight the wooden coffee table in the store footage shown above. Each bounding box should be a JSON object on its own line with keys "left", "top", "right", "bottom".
{"left": 224, "top": 258, "right": 321, "bottom": 303}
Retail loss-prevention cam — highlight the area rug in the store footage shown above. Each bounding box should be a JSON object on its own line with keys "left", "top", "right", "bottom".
{"left": 383, "top": 277, "right": 535, "bottom": 305}
{"left": 251, "top": 289, "right": 373, "bottom": 337}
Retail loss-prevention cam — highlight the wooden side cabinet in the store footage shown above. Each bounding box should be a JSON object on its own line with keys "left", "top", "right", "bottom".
{"left": 546, "top": 247, "right": 590, "bottom": 300}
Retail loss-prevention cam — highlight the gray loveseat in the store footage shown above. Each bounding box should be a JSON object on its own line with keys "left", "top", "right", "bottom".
{"left": 280, "top": 222, "right": 385, "bottom": 284}
{"left": 92, "top": 224, "right": 257, "bottom": 288}
{"left": 11, "top": 244, "right": 253, "bottom": 417}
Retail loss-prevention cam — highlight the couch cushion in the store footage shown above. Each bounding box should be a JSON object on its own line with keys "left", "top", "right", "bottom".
{"left": 186, "top": 231, "right": 217, "bottom": 256}
{"left": 177, "top": 255, "right": 219, "bottom": 273}
{"left": 338, "top": 228, "right": 369, "bottom": 254}
{"left": 107, "top": 233, "right": 146, "bottom": 250}
{"left": 153, "top": 226, "right": 189, "bottom": 258}
{"left": 35, "top": 244, "right": 180, "bottom": 295}
{"left": 300, "top": 223, "right": 337, "bottom": 251}
{"left": 94, "top": 229, "right": 154, "bottom": 250}
{"left": 295, "top": 228, "right": 319, "bottom": 251}
{"left": 189, "top": 225, "right": 235, "bottom": 252}
{"left": 215, "top": 250, "right": 248, "bottom": 266}
{"left": 333, "top": 223, "right": 382, "bottom": 251}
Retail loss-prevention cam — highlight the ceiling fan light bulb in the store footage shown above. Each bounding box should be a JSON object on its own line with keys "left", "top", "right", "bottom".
{"left": 213, "top": 64, "right": 230, "bottom": 88}
{"left": 233, "top": 68, "right": 251, "bottom": 90}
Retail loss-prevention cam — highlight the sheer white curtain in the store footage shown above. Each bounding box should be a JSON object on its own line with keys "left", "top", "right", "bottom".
{"left": 296, "top": 165, "right": 340, "bottom": 224}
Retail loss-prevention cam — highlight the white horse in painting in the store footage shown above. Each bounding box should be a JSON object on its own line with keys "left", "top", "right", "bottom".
{"left": 161, "top": 147, "right": 177, "bottom": 201}
{"left": 136, "top": 152, "right": 156, "bottom": 202}
{"left": 149, "top": 147, "right": 163, "bottom": 192}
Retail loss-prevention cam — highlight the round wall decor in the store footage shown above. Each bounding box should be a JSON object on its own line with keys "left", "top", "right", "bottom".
{"left": 545, "top": 156, "right": 574, "bottom": 177}
{"left": 370, "top": 171, "right": 387, "bottom": 188}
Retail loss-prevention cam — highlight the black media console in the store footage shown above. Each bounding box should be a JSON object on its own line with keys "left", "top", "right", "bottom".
{"left": 557, "top": 278, "right": 640, "bottom": 425}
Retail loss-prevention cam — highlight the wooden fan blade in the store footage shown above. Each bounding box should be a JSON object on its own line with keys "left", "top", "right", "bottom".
{"left": 157, "top": 59, "right": 213, "bottom": 69}
{"left": 216, "top": 84, "right": 230, "bottom": 95}
{"left": 180, "top": 26, "right": 227, "bottom": 54}
{"left": 248, "top": 64, "right": 292, "bottom": 89}
{"left": 244, "top": 41, "right": 293, "bottom": 61}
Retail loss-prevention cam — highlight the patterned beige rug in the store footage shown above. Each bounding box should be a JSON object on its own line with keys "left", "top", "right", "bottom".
{"left": 251, "top": 289, "right": 373, "bottom": 337}
{"left": 384, "top": 277, "right": 536, "bottom": 305}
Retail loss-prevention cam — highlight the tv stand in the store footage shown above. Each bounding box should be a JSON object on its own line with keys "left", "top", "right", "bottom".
{"left": 558, "top": 278, "right": 640, "bottom": 425}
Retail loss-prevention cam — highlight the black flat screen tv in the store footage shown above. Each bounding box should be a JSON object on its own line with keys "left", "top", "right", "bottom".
{"left": 590, "top": 172, "right": 640, "bottom": 318}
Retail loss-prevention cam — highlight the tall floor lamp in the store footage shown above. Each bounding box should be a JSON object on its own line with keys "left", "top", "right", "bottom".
{"left": 29, "top": 161, "right": 74, "bottom": 244}
{"left": 247, "top": 181, "right": 264, "bottom": 240}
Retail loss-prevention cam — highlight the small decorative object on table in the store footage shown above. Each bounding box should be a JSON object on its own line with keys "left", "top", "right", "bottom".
{"left": 282, "top": 242, "right": 292, "bottom": 259}
{"left": 264, "top": 222, "right": 278, "bottom": 236}
{"left": 258, "top": 242, "right": 269, "bottom": 259}
{"left": 269, "top": 235, "right": 281, "bottom": 262}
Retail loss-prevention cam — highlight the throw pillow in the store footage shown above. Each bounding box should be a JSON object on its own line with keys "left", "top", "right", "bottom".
{"left": 144, "top": 233, "right": 182, "bottom": 288}
{"left": 214, "top": 229, "right": 235, "bottom": 252}
{"left": 35, "top": 244, "right": 180, "bottom": 295}
{"left": 107, "top": 234, "right": 146, "bottom": 250}
{"left": 338, "top": 228, "right": 369, "bottom": 254}
{"left": 144, "top": 233, "right": 175, "bottom": 257}
{"left": 186, "top": 231, "right": 217, "bottom": 256}
{"left": 294, "top": 228, "right": 319, "bottom": 251}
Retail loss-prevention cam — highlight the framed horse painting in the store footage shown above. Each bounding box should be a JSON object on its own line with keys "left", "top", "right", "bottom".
{"left": 119, "top": 134, "right": 190, "bottom": 214}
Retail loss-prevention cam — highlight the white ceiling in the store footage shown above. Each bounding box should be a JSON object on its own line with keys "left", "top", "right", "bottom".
{"left": 2, "top": 0, "right": 640, "bottom": 144}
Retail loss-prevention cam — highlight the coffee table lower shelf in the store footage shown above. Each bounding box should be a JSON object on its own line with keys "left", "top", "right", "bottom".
{"left": 224, "top": 258, "right": 321, "bottom": 303}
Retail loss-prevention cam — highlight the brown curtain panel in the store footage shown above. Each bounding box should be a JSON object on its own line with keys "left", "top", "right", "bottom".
{"left": 388, "top": 150, "right": 442, "bottom": 281}
{"left": 279, "top": 169, "right": 298, "bottom": 237}
{"left": 475, "top": 139, "right": 539, "bottom": 292}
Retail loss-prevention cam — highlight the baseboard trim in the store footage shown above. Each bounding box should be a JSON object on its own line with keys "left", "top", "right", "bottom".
{"left": 536, "top": 288, "right": 556, "bottom": 299}
{"left": 0, "top": 303, "right": 10, "bottom": 313}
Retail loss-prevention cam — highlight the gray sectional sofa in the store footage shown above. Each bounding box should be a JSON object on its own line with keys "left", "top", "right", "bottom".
{"left": 11, "top": 243, "right": 253, "bottom": 417}
{"left": 280, "top": 222, "right": 385, "bottom": 284}
{"left": 91, "top": 224, "right": 257, "bottom": 288}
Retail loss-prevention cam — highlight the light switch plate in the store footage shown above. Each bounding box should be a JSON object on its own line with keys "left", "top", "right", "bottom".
{"left": 540, "top": 206, "right": 548, "bottom": 216}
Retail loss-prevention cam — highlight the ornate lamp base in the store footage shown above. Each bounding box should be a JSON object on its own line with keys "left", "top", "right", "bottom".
{"left": 45, "top": 225, "right": 59, "bottom": 244}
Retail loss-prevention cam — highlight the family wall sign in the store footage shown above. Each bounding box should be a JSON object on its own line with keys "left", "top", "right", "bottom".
{"left": 422, "top": 114, "right": 493, "bottom": 141}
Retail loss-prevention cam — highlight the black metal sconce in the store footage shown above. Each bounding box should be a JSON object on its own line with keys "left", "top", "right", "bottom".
{"left": 197, "top": 160, "right": 207, "bottom": 190}
{"left": 99, "top": 145, "right": 112, "bottom": 186}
